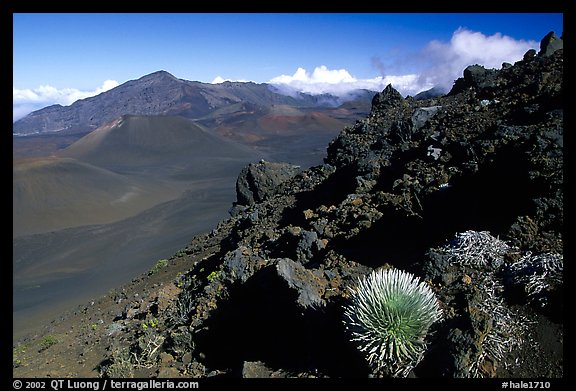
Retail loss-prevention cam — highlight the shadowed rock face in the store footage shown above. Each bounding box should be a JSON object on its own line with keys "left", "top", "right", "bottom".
{"left": 13, "top": 34, "right": 562, "bottom": 379}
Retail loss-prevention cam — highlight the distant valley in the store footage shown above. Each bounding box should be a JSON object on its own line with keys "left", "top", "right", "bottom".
{"left": 13, "top": 71, "right": 374, "bottom": 339}
{"left": 14, "top": 71, "right": 374, "bottom": 166}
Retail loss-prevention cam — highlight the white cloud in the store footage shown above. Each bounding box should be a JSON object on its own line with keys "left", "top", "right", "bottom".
{"left": 211, "top": 76, "right": 226, "bottom": 84}
{"left": 420, "top": 27, "right": 537, "bottom": 90}
{"left": 13, "top": 79, "right": 119, "bottom": 122}
{"left": 270, "top": 65, "right": 356, "bottom": 85}
{"left": 211, "top": 76, "right": 251, "bottom": 84}
{"left": 269, "top": 28, "right": 537, "bottom": 99}
{"left": 269, "top": 65, "right": 431, "bottom": 98}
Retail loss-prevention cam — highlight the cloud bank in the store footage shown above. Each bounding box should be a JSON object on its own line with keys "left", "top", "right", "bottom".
{"left": 269, "top": 28, "right": 537, "bottom": 98}
{"left": 13, "top": 80, "right": 119, "bottom": 122}
{"left": 269, "top": 66, "right": 427, "bottom": 98}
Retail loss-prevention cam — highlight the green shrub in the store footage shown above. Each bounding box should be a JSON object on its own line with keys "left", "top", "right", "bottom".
{"left": 13, "top": 344, "right": 28, "bottom": 367}
{"left": 149, "top": 259, "right": 169, "bottom": 275}
{"left": 39, "top": 335, "right": 59, "bottom": 352}
{"left": 207, "top": 271, "right": 221, "bottom": 283}
{"left": 141, "top": 318, "right": 160, "bottom": 331}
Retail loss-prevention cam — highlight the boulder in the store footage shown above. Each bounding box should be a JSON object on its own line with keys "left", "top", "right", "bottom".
{"left": 242, "top": 361, "right": 287, "bottom": 378}
{"left": 412, "top": 106, "right": 442, "bottom": 131}
{"left": 463, "top": 65, "right": 498, "bottom": 89}
{"left": 242, "top": 361, "right": 273, "bottom": 378}
{"left": 523, "top": 49, "right": 537, "bottom": 61}
{"left": 275, "top": 258, "right": 326, "bottom": 308}
{"left": 236, "top": 160, "right": 300, "bottom": 206}
{"left": 449, "top": 64, "right": 498, "bottom": 95}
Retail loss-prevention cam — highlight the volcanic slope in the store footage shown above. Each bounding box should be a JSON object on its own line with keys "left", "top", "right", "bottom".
{"left": 59, "top": 114, "right": 257, "bottom": 175}
{"left": 13, "top": 177, "right": 237, "bottom": 340}
{"left": 14, "top": 115, "right": 258, "bottom": 237}
{"left": 198, "top": 103, "right": 357, "bottom": 166}
{"left": 13, "top": 114, "right": 261, "bottom": 335}
{"left": 13, "top": 157, "right": 185, "bottom": 238}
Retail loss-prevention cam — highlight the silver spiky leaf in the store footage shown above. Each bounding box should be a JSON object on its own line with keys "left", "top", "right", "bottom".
{"left": 507, "top": 252, "right": 563, "bottom": 308}
{"left": 438, "top": 231, "right": 531, "bottom": 377}
{"left": 443, "top": 230, "right": 512, "bottom": 269}
{"left": 343, "top": 268, "right": 441, "bottom": 377}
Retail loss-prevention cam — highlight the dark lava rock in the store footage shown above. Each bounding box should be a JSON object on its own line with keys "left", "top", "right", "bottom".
{"left": 523, "top": 49, "right": 537, "bottom": 61}
{"left": 411, "top": 105, "right": 442, "bottom": 131}
{"left": 242, "top": 361, "right": 287, "bottom": 378}
{"left": 449, "top": 64, "right": 498, "bottom": 95}
{"left": 275, "top": 258, "right": 327, "bottom": 309}
{"left": 539, "top": 31, "right": 563, "bottom": 57}
{"left": 371, "top": 83, "right": 404, "bottom": 109}
{"left": 235, "top": 160, "right": 301, "bottom": 206}
{"left": 464, "top": 65, "right": 498, "bottom": 88}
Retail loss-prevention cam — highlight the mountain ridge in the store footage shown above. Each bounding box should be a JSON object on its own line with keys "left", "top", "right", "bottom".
{"left": 13, "top": 70, "right": 375, "bottom": 136}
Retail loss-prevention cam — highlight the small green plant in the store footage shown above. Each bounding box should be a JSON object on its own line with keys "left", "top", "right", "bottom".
{"left": 141, "top": 318, "right": 160, "bottom": 331}
{"left": 175, "top": 272, "right": 186, "bottom": 288}
{"left": 39, "top": 335, "right": 59, "bottom": 352}
{"left": 13, "top": 344, "right": 28, "bottom": 367}
{"left": 149, "top": 259, "right": 169, "bottom": 275}
{"left": 91, "top": 323, "right": 98, "bottom": 331}
{"left": 344, "top": 268, "right": 441, "bottom": 377}
{"left": 207, "top": 270, "right": 221, "bottom": 283}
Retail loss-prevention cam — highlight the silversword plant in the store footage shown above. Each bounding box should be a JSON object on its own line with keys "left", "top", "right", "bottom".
{"left": 344, "top": 268, "right": 441, "bottom": 377}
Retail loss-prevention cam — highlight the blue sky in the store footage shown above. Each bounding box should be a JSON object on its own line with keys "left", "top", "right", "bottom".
{"left": 13, "top": 13, "right": 563, "bottom": 121}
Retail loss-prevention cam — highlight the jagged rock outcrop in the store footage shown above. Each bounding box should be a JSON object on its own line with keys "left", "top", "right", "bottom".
{"left": 539, "top": 31, "right": 563, "bottom": 57}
